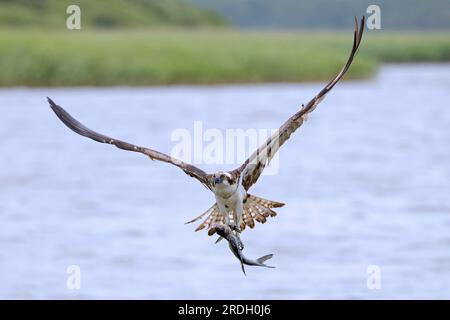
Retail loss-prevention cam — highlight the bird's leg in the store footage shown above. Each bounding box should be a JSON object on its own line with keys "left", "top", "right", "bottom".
{"left": 228, "top": 220, "right": 238, "bottom": 232}
{"left": 219, "top": 201, "right": 240, "bottom": 234}
{"left": 233, "top": 199, "right": 243, "bottom": 233}
{"left": 224, "top": 210, "right": 239, "bottom": 233}
{"left": 221, "top": 206, "right": 233, "bottom": 230}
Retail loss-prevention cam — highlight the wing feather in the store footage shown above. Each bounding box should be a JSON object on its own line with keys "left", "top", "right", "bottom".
{"left": 234, "top": 17, "right": 365, "bottom": 190}
{"left": 48, "top": 97, "right": 212, "bottom": 189}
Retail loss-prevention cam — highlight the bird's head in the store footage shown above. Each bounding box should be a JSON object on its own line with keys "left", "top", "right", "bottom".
{"left": 212, "top": 171, "right": 235, "bottom": 186}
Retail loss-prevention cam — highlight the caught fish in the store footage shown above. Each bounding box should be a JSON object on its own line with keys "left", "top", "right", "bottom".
{"left": 209, "top": 223, "right": 275, "bottom": 275}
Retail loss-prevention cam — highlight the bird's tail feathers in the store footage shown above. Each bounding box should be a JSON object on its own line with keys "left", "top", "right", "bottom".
{"left": 239, "top": 194, "right": 284, "bottom": 231}
{"left": 186, "top": 194, "right": 284, "bottom": 235}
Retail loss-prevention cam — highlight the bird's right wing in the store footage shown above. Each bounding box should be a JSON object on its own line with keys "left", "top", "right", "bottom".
{"left": 233, "top": 17, "right": 365, "bottom": 191}
{"left": 48, "top": 98, "right": 212, "bottom": 190}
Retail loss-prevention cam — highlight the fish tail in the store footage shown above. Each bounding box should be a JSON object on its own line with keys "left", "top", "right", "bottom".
{"left": 257, "top": 254, "right": 275, "bottom": 268}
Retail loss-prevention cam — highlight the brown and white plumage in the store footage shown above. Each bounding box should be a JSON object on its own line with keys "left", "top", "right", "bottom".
{"left": 48, "top": 17, "right": 364, "bottom": 238}
{"left": 186, "top": 195, "right": 284, "bottom": 234}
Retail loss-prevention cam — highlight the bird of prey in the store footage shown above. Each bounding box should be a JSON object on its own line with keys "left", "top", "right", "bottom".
{"left": 48, "top": 17, "right": 364, "bottom": 237}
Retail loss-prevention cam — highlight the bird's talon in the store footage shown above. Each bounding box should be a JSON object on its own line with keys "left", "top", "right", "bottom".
{"left": 228, "top": 222, "right": 238, "bottom": 231}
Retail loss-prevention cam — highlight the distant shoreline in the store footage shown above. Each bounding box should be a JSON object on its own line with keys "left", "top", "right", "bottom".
{"left": 0, "top": 30, "right": 448, "bottom": 87}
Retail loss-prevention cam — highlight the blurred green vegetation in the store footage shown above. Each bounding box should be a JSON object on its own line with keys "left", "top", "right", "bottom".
{"left": 0, "top": 30, "right": 369, "bottom": 86}
{"left": 187, "top": 0, "right": 450, "bottom": 30}
{"left": 364, "top": 34, "right": 450, "bottom": 62}
{"left": 0, "top": 29, "right": 449, "bottom": 86}
{"left": 0, "top": 0, "right": 226, "bottom": 28}
{"left": 0, "top": 0, "right": 448, "bottom": 86}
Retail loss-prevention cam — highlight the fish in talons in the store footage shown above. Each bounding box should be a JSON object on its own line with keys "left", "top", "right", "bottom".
{"left": 209, "top": 223, "right": 275, "bottom": 275}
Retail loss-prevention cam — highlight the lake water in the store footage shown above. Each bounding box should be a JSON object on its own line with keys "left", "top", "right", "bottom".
{"left": 1, "top": 64, "right": 450, "bottom": 299}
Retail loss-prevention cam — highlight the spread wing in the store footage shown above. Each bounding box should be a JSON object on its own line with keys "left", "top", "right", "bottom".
{"left": 48, "top": 97, "right": 212, "bottom": 189}
{"left": 234, "top": 17, "right": 365, "bottom": 191}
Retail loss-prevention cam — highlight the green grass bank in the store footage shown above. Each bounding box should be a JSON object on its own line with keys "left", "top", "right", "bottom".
{"left": 0, "top": 30, "right": 449, "bottom": 86}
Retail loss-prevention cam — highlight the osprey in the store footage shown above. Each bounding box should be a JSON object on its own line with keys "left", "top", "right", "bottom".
{"left": 48, "top": 17, "right": 364, "bottom": 237}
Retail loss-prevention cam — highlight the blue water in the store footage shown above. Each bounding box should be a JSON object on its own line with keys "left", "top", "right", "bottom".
{"left": 1, "top": 64, "right": 450, "bottom": 299}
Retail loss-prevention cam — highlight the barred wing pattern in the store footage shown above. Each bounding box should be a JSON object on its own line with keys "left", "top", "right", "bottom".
{"left": 234, "top": 17, "right": 365, "bottom": 191}
{"left": 48, "top": 98, "right": 212, "bottom": 190}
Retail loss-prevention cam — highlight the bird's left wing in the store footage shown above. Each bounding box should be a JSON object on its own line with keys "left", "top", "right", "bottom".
{"left": 48, "top": 97, "right": 212, "bottom": 189}
{"left": 233, "top": 17, "right": 365, "bottom": 191}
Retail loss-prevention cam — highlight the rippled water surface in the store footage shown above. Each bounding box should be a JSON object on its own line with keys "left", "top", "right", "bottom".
{"left": 1, "top": 64, "right": 450, "bottom": 299}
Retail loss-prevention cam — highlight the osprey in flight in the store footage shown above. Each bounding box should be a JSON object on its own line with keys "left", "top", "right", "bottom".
{"left": 48, "top": 17, "right": 364, "bottom": 237}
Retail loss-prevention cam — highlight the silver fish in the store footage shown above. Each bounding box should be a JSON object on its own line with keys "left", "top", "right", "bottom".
{"left": 210, "top": 223, "right": 275, "bottom": 275}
